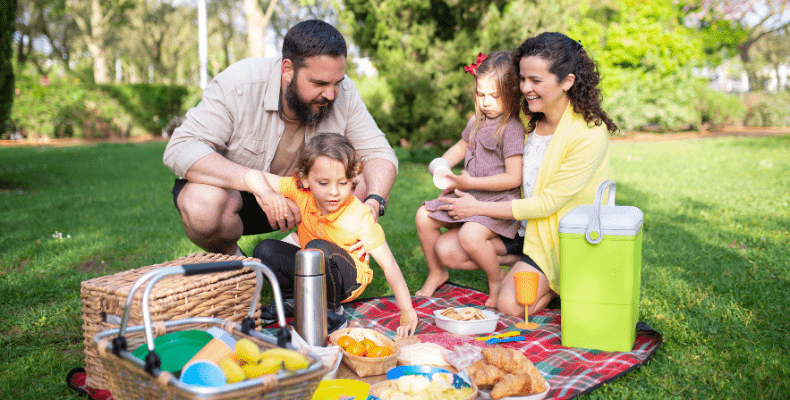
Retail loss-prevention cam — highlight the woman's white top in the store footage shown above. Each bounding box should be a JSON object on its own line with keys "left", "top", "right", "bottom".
{"left": 518, "top": 130, "right": 554, "bottom": 236}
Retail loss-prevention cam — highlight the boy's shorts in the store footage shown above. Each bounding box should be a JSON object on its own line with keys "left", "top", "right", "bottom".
{"left": 172, "top": 178, "right": 276, "bottom": 236}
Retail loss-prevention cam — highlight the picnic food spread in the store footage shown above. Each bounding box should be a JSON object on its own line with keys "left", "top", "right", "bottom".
{"left": 440, "top": 307, "right": 489, "bottom": 321}
{"left": 467, "top": 346, "right": 547, "bottom": 399}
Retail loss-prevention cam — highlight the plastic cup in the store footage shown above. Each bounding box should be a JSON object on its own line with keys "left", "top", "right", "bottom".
{"left": 514, "top": 271, "right": 539, "bottom": 305}
{"left": 429, "top": 158, "right": 453, "bottom": 190}
{"left": 513, "top": 271, "right": 539, "bottom": 330}
{"left": 179, "top": 360, "right": 227, "bottom": 387}
{"left": 432, "top": 167, "right": 453, "bottom": 190}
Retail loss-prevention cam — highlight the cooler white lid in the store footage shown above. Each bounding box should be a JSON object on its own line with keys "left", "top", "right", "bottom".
{"left": 559, "top": 204, "right": 644, "bottom": 236}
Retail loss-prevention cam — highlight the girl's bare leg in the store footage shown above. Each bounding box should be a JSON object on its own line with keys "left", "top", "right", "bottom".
{"left": 458, "top": 222, "right": 504, "bottom": 307}
{"left": 435, "top": 228, "right": 519, "bottom": 271}
{"left": 415, "top": 206, "right": 454, "bottom": 297}
{"left": 497, "top": 260, "right": 555, "bottom": 317}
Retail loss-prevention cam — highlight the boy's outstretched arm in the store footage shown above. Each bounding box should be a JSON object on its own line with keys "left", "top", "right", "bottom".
{"left": 368, "top": 242, "right": 418, "bottom": 339}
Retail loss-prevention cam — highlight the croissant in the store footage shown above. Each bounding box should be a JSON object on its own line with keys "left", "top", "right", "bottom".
{"left": 472, "top": 364, "right": 505, "bottom": 386}
{"left": 482, "top": 345, "right": 530, "bottom": 373}
{"left": 465, "top": 358, "right": 489, "bottom": 377}
{"left": 526, "top": 366, "right": 547, "bottom": 393}
{"left": 491, "top": 372, "right": 532, "bottom": 399}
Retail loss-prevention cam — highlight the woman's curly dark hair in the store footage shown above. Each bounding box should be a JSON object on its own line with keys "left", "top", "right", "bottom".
{"left": 513, "top": 32, "right": 618, "bottom": 134}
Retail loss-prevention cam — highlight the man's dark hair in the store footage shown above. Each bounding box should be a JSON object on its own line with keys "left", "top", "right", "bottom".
{"left": 282, "top": 20, "right": 347, "bottom": 71}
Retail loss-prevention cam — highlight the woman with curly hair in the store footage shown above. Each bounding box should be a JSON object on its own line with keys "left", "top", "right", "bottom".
{"left": 429, "top": 32, "right": 618, "bottom": 317}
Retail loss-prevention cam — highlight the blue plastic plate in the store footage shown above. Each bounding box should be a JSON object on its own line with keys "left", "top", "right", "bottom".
{"left": 385, "top": 365, "right": 450, "bottom": 380}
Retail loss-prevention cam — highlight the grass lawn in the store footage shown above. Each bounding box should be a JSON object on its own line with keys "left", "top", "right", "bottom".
{"left": 1, "top": 135, "right": 788, "bottom": 399}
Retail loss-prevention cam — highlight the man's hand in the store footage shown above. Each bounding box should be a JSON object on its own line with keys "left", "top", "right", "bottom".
{"left": 363, "top": 198, "right": 381, "bottom": 222}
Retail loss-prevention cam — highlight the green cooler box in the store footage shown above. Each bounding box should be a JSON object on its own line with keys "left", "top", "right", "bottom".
{"left": 559, "top": 180, "right": 643, "bottom": 352}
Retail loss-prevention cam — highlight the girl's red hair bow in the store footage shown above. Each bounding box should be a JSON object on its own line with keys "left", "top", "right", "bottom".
{"left": 464, "top": 52, "right": 488, "bottom": 75}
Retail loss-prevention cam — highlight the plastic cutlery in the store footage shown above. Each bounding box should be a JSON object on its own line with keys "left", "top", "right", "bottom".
{"left": 485, "top": 335, "right": 527, "bottom": 345}
{"left": 475, "top": 331, "right": 519, "bottom": 341}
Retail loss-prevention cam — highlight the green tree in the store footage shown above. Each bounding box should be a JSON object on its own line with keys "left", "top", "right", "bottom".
{"left": 341, "top": 0, "right": 573, "bottom": 148}
{"left": 14, "top": 0, "right": 83, "bottom": 76}
{"left": 567, "top": 0, "right": 705, "bottom": 131}
{"left": 67, "top": 0, "right": 134, "bottom": 84}
{"left": 1, "top": 0, "right": 16, "bottom": 135}
{"left": 685, "top": 0, "right": 790, "bottom": 91}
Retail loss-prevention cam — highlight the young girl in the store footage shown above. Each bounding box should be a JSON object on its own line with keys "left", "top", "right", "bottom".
{"left": 245, "top": 133, "right": 418, "bottom": 339}
{"left": 415, "top": 51, "right": 525, "bottom": 307}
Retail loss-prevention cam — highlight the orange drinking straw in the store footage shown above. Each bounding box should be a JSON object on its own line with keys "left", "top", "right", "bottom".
{"left": 513, "top": 271, "right": 539, "bottom": 330}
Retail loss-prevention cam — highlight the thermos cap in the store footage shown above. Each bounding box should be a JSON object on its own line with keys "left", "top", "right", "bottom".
{"left": 295, "top": 248, "right": 325, "bottom": 276}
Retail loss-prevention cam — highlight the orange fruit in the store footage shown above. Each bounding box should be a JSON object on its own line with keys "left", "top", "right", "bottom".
{"left": 360, "top": 338, "right": 377, "bottom": 351}
{"left": 346, "top": 342, "right": 367, "bottom": 357}
{"left": 337, "top": 335, "right": 355, "bottom": 349}
{"left": 366, "top": 345, "right": 392, "bottom": 358}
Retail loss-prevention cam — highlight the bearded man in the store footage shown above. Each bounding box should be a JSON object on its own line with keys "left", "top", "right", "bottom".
{"left": 164, "top": 20, "right": 397, "bottom": 256}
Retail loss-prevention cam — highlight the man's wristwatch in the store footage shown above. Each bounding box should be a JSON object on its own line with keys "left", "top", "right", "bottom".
{"left": 365, "top": 194, "right": 387, "bottom": 217}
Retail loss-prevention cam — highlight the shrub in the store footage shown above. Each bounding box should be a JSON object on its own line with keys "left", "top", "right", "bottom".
{"left": 7, "top": 75, "right": 192, "bottom": 139}
{"left": 742, "top": 92, "right": 790, "bottom": 127}
{"left": 695, "top": 86, "right": 746, "bottom": 129}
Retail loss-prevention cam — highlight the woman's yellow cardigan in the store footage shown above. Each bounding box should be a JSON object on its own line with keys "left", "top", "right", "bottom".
{"left": 511, "top": 102, "right": 610, "bottom": 293}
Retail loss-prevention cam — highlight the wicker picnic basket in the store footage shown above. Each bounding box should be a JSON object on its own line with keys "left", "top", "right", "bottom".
{"left": 328, "top": 327, "right": 400, "bottom": 377}
{"left": 92, "top": 260, "right": 329, "bottom": 400}
{"left": 81, "top": 252, "right": 262, "bottom": 389}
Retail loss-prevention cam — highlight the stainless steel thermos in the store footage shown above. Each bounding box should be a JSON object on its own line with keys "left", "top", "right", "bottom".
{"left": 295, "top": 249, "right": 327, "bottom": 346}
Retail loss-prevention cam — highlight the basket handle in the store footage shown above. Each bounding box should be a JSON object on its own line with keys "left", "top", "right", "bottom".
{"left": 585, "top": 180, "right": 616, "bottom": 245}
{"left": 115, "top": 261, "right": 290, "bottom": 374}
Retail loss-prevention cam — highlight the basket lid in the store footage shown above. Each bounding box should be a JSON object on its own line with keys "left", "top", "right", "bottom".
{"left": 559, "top": 204, "right": 643, "bottom": 236}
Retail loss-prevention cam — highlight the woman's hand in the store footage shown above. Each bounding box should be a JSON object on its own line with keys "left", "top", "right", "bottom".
{"left": 438, "top": 189, "right": 480, "bottom": 219}
{"left": 396, "top": 308, "right": 418, "bottom": 339}
{"left": 348, "top": 240, "right": 369, "bottom": 264}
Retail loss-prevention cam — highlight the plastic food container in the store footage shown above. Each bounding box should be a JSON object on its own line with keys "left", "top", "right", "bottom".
{"left": 433, "top": 308, "right": 499, "bottom": 335}
{"left": 559, "top": 180, "right": 643, "bottom": 352}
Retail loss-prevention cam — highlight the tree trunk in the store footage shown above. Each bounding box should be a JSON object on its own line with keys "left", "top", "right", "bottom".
{"left": 1, "top": 0, "right": 17, "bottom": 135}
{"left": 244, "top": 0, "right": 277, "bottom": 58}
{"left": 90, "top": 0, "right": 109, "bottom": 84}
{"left": 244, "top": 0, "right": 266, "bottom": 58}
{"left": 738, "top": 39, "right": 759, "bottom": 92}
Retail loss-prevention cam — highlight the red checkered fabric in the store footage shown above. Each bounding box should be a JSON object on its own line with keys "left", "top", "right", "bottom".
{"left": 343, "top": 282, "right": 662, "bottom": 400}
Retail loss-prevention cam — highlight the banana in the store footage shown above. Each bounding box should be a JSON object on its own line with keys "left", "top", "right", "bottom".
{"left": 260, "top": 348, "right": 310, "bottom": 371}
{"left": 234, "top": 338, "right": 261, "bottom": 364}
{"left": 218, "top": 356, "right": 246, "bottom": 383}
{"left": 241, "top": 357, "right": 282, "bottom": 378}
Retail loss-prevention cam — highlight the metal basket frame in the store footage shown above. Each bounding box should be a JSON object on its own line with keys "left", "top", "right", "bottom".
{"left": 93, "top": 260, "right": 328, "bottom": 400}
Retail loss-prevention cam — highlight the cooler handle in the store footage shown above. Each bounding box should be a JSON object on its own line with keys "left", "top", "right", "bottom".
{"left": 586, "top": 180, "right": 616, "bottom": 245}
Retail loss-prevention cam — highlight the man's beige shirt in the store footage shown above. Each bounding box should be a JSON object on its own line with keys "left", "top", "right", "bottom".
{"left": 163, "top": 57, "right": 398, "bottom": 178}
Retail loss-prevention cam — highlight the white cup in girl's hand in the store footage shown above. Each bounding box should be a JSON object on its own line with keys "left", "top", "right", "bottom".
{"left": 429, "top": 158, "right": 453, "bottom": 190}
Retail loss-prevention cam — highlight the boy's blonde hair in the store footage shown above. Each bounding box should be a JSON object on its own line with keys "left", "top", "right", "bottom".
{"left": 294, "top": 133, "right": 363, "bottom": 190}
{"left": 470, "top": 51, "right": 521, "bottom": 146}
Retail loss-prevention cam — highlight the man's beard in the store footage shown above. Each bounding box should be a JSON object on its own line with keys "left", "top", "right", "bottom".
{"left": 285, "top": 75, "right": 333, "bottom": 126}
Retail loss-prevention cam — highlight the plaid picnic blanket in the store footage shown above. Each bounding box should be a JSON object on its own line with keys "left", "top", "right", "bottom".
{"left": 72, "top": 282, "right": 660, "bottom": 400}
{"left": 338, "top": 282, "right": 662, "bottom": 400}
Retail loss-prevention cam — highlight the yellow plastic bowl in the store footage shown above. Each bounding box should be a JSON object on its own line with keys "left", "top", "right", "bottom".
{"left": 311, "top": 379, "right": 371, "bottom": 400}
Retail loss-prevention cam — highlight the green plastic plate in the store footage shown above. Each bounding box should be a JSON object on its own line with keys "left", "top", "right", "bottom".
{"left": 130, "top": 330, "right": 212, "bottom": 373}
